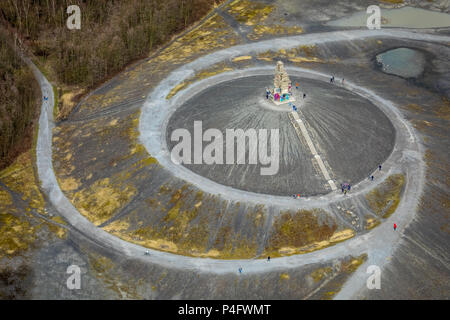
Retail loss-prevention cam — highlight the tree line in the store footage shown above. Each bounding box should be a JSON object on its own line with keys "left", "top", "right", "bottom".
{"left": 0, "top": 33, "right": 39, "bottom": 170}
{"left": 0, "top": 0, "right": 219, "bottom": 168}
{"left": 0, "top": 0, "right": 219, "bottom": 87}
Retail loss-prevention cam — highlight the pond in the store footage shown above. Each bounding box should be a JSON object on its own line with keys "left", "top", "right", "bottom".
{"left": 376, "top": 47, "right": 426, "bottom": 78}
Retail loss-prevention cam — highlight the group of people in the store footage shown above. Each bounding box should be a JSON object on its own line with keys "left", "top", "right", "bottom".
{"left": 265, "top": 87, "right": 293, "bottom": 102}
{"left": 341, "top": 183, "right": 351, "bottom": 195}
{"left": 238, "top": 256, "right": 271, "bottom": 274}
{"left": 330, "top": 75, "right": 345, "bottom": 84}
{"left": 264, "top": 83, "right": 307, "bottom": 104}
{"left": 341, "top": 165, "right": 383, "bottom": 195}
{"left": 369, "top": 165, "right": 382, "bottom": 181}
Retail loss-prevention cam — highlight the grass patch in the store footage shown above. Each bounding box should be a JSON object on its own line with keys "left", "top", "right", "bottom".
{"left": 318, "top": 254, "right": 368, "bottom": 300}
{"left": 311, "top": 267, "right": 333, "bottom": 283}
{"left": 166, "top": 62, "right": 233, "bottom": 99}
{"left": 248, "top": 25, "right": 303, "bottom": 41}
{"left": 366, "top": 174, "right": 405, "bottom": 218}
{"left": 365, "top": 217, "right": 381, "bottom": 230}
{"left": 226, "top": 0, "right": 274, "bottom": 26}
{"left": 263, "top": 209, "right": 355, "bottom": 257}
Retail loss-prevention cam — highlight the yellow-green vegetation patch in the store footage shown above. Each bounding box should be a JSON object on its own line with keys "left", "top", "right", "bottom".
{"left": 412, "top": 118, "right": 448, "bottom": 139}
{"left": 56, "top": 87, "right": 85, "bottom": 121}
{"left": 104, "top": 213, "right": 211, "bottom": 258}
{"left": 232, "top": 55, "right": 253, "bottom": 63}
{"left": 365, "top": 217, "right": 381, "bottom": 230}
{"left": 99, "top": 110, "right": 158, "bottom": 170}
{"left": 0, "top": 212, "right": 68, "bottom": 259}
{"left": 166, "top": 82, "right": 191, "bottom": 100}
{"left": 344, "top": 254, "right": 367, "bottom": 273}
{"left": 0, "top": 204, "right": 67, "bottom": 259}
{"left": 264, "top": 209, "right": 356, "bottom": 257}
{"left": 0, "top": 213, "right": 37, "bottom": 259}
{"left": 45, "top": 217, "right": 68, "bottom": 240}
{"left": 54, "top": 111, "right": 157, "bottom": 212}
{"left": 319, "top": 254, "right": 368, "bottom": 300}
{"left": 280, "top": 273, "right": 290, "bottom": 280}
{"left": 366, "top": 174, "right": 405, "bottom": 218}
{"left": 288, "top": 57, "right": 323, "bottom": 63}
{"left": 86, "top": 251, "right": 141, "bottom": 299}
{"left": 72, "top": 177, "right": 137, "bottom": 226}
{"left": 257, "top": 46, "right": 324, "bottom": 64}
{"left": 401, "top": 103, "right": 424, "bottom": 113}
{"left": 210, "top": 227, "right": 258, "bottom": 259}
{"left": 153, "top": 14, "right": 241, "bottom": 65}
{"left": 434, "top": 97, "right": 450, "bottom": 121}
{"left": 248, "top": 25, "right": 303, "bottom": 41}
{"left": 0, "top": 150, "right": 67, "bottom": 243}
{"left": 206, "top": 203, "right": 263, "bottom": 259}
{"left": 166, "top": 62, "right": 233, "bottom": 99}
{"left": 118, "top": 110, "right": 158, "bottom": 167}
{"left": 310, "top": 266, "right": 333, "bottom": 283}
{"left": 103, "top": 185, "right": 213, "bottom": 257}
{"left": 104, "top": 189, "right": 262, "bottom": 259}
{"left": 0, "top": 187, "right": 12, "bottom": 206}
{"left": 226, "top": 0, "right": 274, "bottom": 26}
{"left": 0, "top": 151, "right": 46, "bottom": 215}
{"left": 58, "top": 177, "right": 81, "bottom": 192}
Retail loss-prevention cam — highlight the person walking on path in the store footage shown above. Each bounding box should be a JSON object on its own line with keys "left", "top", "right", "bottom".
{"left": 371, "top": 175, "right": 374, "bottom": 181}
{"left": 238, "top": 267, "right": 242, "bottom": 274}
{"left": 267, "top": 256, "right": 270, "bottom": 262}
{"left": 379, "top": 164, "right": 382, "bottom": 171}
{"left": 348, "top": 185, "right": 351, "bottom": 191}
{"left": 394, "top": 223, "right": 397, "bottom": 231}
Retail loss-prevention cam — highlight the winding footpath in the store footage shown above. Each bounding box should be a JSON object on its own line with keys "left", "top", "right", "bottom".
{"left": 30, "top": 29, "right": 449, "bottom": 299}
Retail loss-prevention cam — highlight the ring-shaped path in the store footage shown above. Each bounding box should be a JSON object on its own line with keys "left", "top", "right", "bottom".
{"left": 33, "top": 30, "right": 448, "bottom": 298}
